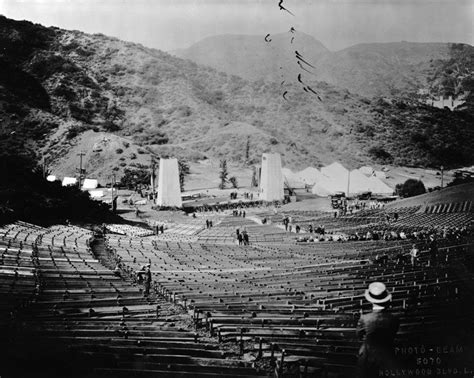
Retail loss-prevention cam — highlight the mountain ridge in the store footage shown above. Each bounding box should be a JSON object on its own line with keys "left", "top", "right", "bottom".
{"left": 0, "top": 16, "right": 473, "bottom": 183}
{"left": 174, "top": 33, "right": 473, "bottom": 99}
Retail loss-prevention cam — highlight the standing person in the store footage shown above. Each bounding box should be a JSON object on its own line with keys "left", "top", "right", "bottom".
{"left": 357, "top": 282, "right": 399, "bottom": 378}
{"left": 409, "top": 244, "right": 419, "bottom": 267}
{"left": 144, "top": 264, "right": 152, "bottom": 296}
{"left": 238, "top": 232, "right": 243, "bottom": 246}
{"left": 428, "top": 234, "right": 438, "bottom": 267}
{"left": 243, "top": 231, "right": 249, "bottom": 246}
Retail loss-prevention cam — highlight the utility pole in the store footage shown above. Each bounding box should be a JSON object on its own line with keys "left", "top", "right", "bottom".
{"left": 150, "top": 157, "right": 156, "bottom": 199}
{"left": 42, "top": 155, "right": 48, "bottom": 179}
{"left": 440, "top": 165, "right": 444, "bottom": 188}
{"left": 77, "top": 152, "right": 86, "bottom": 188}
{"left": 112, "top": 173, "right": 117, "bottom": 199}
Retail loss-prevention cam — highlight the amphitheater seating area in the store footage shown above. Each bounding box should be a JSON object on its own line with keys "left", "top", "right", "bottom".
{"left": 0, "top": 222, "right": 264, "bottom": 377}
{"left": 1, "top": 194, "right": 473, "bottom": 377}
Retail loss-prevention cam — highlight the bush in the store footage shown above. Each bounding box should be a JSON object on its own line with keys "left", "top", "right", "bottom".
{"left": 116, "top": 148, "right": 123, "bottom": 154}
{"left": 368, "top": 146, "right": 393, "bottom": 163}
{"left": 395, "top": 179, "right": 426, "bottom": 198}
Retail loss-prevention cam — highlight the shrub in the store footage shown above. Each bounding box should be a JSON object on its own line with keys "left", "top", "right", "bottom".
{"left": 395, "top": 179, "right": 426, "bottom": 198}
{"left": 116, "top": 148, "right": 123, "bottom": 154}
{"left": 368, "top": 146, "right": 392, "bottom": 163}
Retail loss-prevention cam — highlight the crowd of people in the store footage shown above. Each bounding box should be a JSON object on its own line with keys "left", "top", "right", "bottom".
{"left": 296, "top": 225, "right": 472, "bottom": 244}
{"left": 229, "top": 191, "right": 254, "bottom": 201}
{"left": 232, "top": 209, "right": 246, "bottom": 217}
{"left": 187, "top": 200, "right": 282, "bottom": 214}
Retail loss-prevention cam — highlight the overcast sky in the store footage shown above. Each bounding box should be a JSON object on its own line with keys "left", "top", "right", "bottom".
{"left": 1, "top": 0, "right": 472, "bottom": 51}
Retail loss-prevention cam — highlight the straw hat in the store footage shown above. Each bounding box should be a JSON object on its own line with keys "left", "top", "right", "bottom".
{"left": 364, "top": 282, "right": 392, "bottom": 304}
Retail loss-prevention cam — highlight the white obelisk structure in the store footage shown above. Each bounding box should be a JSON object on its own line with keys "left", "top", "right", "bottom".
{"left": 259, "top": 153, "right": 284, "bottom": 201}
{"left": 157, "top": 158, "right": 182, "bottom": 208}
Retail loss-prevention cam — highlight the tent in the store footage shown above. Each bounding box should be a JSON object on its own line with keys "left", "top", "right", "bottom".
{"left": 311, "top": 162, "right": 393, "bottom": 196}
{"left": 62, "top": 177, "right": 77, "bottom": 187}
{"left": 368, "top": 176, "right": 393, "bottom": 195}
{"left": 311, "top": 176, "right": 341, "bottom": 196}
{"left": 82, "top": 179, "right": 98, "bottom": 190}
{"left": 359, "top": 166, "right": 374, "bottom": 176}
{"left": 296, "top": 167, "right": 324, "bottom": 186}
{"left": 320, "top": 162, "right": 349, "bottom": 178}
{"left": 311, "top": 173, "right": 348, "bottom": 196}
{"left": 89, "top": 190, "right": 104, "bottom": 198}
{"left": 282, "top": 168, "right": 305, "bottom": 189}
{"left": 348, "top": 169, "right": 373, "bottom": 194}
{"left": 46, "top": 175, "right": 57, "bottom": 182}
{"left": 311, "top": 162, "right": 350, "bottom": 196}
{"left": 374, "top": 170, "right": 387, "bottom": 179}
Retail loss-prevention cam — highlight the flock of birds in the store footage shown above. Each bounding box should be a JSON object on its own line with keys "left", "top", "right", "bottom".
{"left": 266, "top": 0, "right": 323, "bottom": 103}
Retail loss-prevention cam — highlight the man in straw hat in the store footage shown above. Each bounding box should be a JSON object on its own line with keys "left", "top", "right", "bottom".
{"left": 357, "top": 282, "right": 399, "bottom": 378}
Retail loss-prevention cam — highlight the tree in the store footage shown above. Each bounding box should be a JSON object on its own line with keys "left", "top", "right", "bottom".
{"left": 251, "top": 166, "right": 258, "bottom": 187}
{"left": 119, "top": 167, "right": 150, "bottom": 190}
{"left": 219, "top": 159, "right": 228, "bottom": 189}
{"left": 178, "top": 160, "right": 190, "bottom": 192}
{"left": 395, "top": 179, "right": 426, "bottom": 198}
{"left": 229, "top": 176, "right": 238, "bottom": 189}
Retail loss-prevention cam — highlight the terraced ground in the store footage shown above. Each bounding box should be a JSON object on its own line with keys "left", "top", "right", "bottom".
{"left": 1, "top": 196, "right": 473, "bottom": 377}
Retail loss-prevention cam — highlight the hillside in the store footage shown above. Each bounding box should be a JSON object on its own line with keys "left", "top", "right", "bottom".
{"left": 0, "top": 16, "right": 473, "bottom": 185}
{"left": 387, "top": 181, "right": 474, "bottom": 210}
{"left": 173, "top": 32, "right": 329, "bottom": 83}
{"left": 175, "top": 35, "right": 473, "bottom": 100}
{"left": 315, "top": 42, "right": 452, "bottom": 98}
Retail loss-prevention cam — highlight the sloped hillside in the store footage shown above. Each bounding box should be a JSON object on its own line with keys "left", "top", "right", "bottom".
{"left": 173, "top": 32, "right": 329, "bottom": 83}
{"left": 0, "top": 16, "right": 473, "bottom": 182}
{"left": 176, "top": 35, "right": 473, "bottom": 100}
{"left": 315, "top": 42, "right": 452, "bottom": 97}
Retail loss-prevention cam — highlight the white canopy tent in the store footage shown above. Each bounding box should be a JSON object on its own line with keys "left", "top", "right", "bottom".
{"left": 296, "top": 167, "right": 324, "bottom": 186}
{"left": 359, "top": 166, "right": 374, "bottom": 176}
{"left": 282, "top": 168, "right": 305, "bottom": 189}
{"left": 320, "top": 162, "right": 349, "bottom": 178}
{"left": 46, "top": 175, "right": 57, "bottom": 182}
{"left": 62, "top": 177, "right": 77, "bottom": 187}
{"left": 311, "top": 162, "right": 393, "bottom": 196}
{"left": 368, "top": 176, "right": 393, "bottom": 195}
{"left": 89, "top": 190, "right": 105, "bottom": 198}
{"left": 348, "top": 169, "right": 373, "bottom": 194}
{"left": 82, "top": 179, "right": 98, "bottom": 190}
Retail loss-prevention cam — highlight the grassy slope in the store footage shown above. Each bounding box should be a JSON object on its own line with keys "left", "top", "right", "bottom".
{"left": 386, "top": 181, "right": 474, "bottom": 210}
{"left": 0, "top": 16, "right": 473, "bottom": 184}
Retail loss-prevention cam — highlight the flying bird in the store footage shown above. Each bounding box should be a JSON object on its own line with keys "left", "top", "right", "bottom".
{"left": 282, "top": 91, "right": 289, "bottom": 101}
{"left": 291, "top": 37, "right": 295, "bottom": 44}
{"left": 290, "top": 27, "right": 295, "bottom": 33}
{"left": 280, "top": 80, "right": 285, "bottom": 86}
{"left": 278, "top": 0, "right": 295, "bottom": 16}
{"left": 297, "top": 73, "right": 304, "bottom": 84}
{"left": 264, "top": 34, "right": 272, "bottom": 42}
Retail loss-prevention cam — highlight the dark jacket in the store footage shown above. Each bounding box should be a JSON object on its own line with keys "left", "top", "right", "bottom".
{"left": 357, "top": 310, "right": 399, "bottom": 378}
